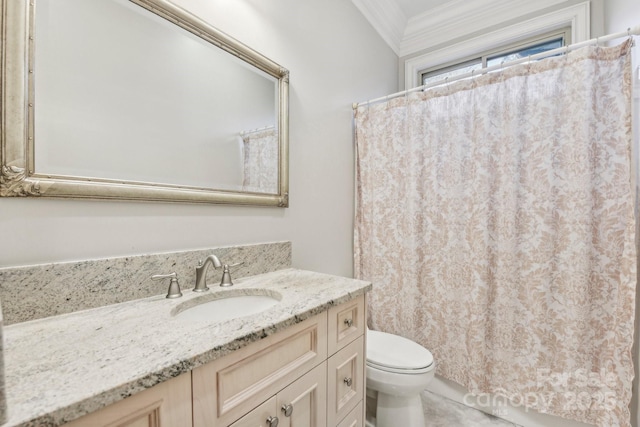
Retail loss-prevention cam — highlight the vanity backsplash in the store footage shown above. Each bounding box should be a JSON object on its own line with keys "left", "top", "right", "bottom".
{"left": 0, "top": 241, "right": 291, "bottom": 325}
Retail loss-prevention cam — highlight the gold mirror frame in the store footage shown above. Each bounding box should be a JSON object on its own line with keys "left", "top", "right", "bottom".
{"left": 0, "top": 0, "right": 289, "bottom": 206}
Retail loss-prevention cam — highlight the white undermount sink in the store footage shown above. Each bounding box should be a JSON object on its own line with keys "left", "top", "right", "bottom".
{"left": 172, "top": 290, "right": 281, "bottom": 323}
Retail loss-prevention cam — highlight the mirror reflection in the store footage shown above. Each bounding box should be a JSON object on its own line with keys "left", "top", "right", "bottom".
{"left": 33, "top": 0, "right": 282, "bottom": 195}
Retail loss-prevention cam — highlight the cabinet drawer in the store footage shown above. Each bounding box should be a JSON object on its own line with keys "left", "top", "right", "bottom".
{"left": 193, "top": 312, "right": 328, "bottom": 427}
{"left": 327, "top": 335, "right": 364, "bottom": 427}
{"left": 336, "top": 401, "right": 363, "bottom": 427}
{"left": 328, "top": 295, "right": 365, "bottom": 355}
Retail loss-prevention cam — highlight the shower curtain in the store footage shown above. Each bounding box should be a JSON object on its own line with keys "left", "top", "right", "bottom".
{"left": 241, "top": 127, "right": 278, "bottom": 193}
{"left": 354, "top": 41, "right": 636, "bottom": 426}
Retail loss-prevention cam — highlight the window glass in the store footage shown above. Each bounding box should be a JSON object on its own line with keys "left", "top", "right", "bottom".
{"left": 421, "top": 30, "right": 568, "bottom": 86}
{"left": 486, "top": 38, "right": 563, "bottom": 67}
{"left": 422, "top": 61, "right": 482, "bottom": 86}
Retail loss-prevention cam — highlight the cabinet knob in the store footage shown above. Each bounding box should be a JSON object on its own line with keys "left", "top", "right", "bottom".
{"left": 344, "top": 377, "right": 353, "bottom": 387}
{"left": 266, "top": 415, "right": 279, "bottom": 427}
{"left": 344, "top": 318, "right": 354, "bottom": 327}
{"left": 281, "top": 403, "right": 294, "bottom": 417}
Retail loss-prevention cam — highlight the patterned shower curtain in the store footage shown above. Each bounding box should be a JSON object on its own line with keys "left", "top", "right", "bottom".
{"left": 241, "top": 127, "right": 278, "bottom": 193}
{"left": 354, "top": 41, "right": 636, "bottom": 426}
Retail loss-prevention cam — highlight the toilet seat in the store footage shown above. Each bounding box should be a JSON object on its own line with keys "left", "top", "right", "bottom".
{"left": 366, "top": 330, "right": 434, "bottom": 374}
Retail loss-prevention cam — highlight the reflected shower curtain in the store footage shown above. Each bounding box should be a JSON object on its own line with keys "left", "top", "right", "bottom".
{"left": 241, "top": 127, "right": 278, "bottom": 193}
{"left": 354, "top": 41, "right": 636, "bottom": 426}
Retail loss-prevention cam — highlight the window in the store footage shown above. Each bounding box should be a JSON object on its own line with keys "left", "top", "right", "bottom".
{"left": 420, "top": 29, "right": 570, "bottom": 86}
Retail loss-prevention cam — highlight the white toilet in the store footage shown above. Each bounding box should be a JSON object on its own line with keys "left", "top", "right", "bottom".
{"left": 366, "top": 329, "right": 435, "bottom": 427}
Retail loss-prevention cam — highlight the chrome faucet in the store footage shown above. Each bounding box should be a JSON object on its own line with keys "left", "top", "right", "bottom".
{"left": 194, "top": 254, "right": 222, "bottom": 292}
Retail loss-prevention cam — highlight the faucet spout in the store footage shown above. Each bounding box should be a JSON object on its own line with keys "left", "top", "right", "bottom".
{"left": 194, "top": 254, "right": 222, "bottom": 292}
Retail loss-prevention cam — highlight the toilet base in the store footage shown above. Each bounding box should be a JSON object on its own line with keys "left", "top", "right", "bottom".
{"left": 375, "top": 391, "right": 425, "bottom": 427}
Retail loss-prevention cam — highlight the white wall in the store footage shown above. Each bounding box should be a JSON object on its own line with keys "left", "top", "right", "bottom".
{"left": 604, "top": 0, "right": 640, "bottom": 84}
{"left": 0, "top": 0, "right": 398, "bottom": 274}
{"left": 605, "top": 0, "right": 640, "bottom": 34}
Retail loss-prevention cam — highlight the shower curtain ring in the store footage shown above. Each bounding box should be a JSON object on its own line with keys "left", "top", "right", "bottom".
{"left": 627, "top": 28, "right": 635, "bottom": 46}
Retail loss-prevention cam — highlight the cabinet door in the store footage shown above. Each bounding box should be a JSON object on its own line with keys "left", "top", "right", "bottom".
{"left": 63, "top": 374, "right": 192, "bottom": 427}
{"left": 277, "top": 362, "right": 327, "bottom": 427}
{"left": 327, "top": 336, "right": 364, "bottom": 427}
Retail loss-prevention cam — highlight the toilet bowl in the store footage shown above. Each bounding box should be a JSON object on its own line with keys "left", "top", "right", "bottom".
{"left": 366, "top": 329, "right": 435, "bottom": 427}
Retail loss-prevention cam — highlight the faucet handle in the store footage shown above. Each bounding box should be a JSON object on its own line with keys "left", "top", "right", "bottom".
{"left": 151, "top": 272, "right": 183, "bottom": 299}
{"left": 220, "top": 262, "right": 243, "bottom": 287}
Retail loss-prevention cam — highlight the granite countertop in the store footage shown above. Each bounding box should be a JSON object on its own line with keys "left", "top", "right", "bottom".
{"left": 2, "top": 268, "right": 371, "bottom": 427}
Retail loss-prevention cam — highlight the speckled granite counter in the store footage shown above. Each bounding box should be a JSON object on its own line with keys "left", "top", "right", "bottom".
{"left": 2, "top": 268, "right": 371, "bottom": 427}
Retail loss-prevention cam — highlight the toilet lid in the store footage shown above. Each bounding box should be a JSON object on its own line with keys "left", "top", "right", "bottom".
{"left": 366, "top": 330, "right": 434, "bottom": 372}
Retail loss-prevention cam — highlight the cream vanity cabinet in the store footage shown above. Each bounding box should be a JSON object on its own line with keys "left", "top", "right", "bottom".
{"left": 64, "top": 373, "right": 192, "bottom": 427}
{"left": 193, "top": 294, "right": 366, "bottom": 427}
{"left": 64, "top": 295, "right": 366, "bottom": 427}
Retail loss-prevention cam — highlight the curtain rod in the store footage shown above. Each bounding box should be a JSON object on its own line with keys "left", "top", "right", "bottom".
{"left": 353, "top": 25, "right": 640, "bottom": 109}
{"left": 239, "top": 125, "right": 275, "bottom": 136}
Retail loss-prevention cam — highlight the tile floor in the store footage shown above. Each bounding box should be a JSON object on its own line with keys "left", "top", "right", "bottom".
{"left": 421, "top": 391, "right": 522, "bottom": 427}
{"left": 366, "top": 390, "right": 522, "bottom": 427}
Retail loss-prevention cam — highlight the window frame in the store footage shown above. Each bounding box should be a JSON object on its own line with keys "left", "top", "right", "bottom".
{"left": 420, "top": 28, "right": 571, "bottom": 86}
{"left": 403, "top": 2, "right": 590, "bottom": 90}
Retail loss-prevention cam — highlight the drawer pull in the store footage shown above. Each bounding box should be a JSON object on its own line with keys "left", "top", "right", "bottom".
{"left": 266, "top": 416, "right": 279, "bottom": 427}
{"left": 281, "top": 403, "right": 294, "bottom": 417}
{"left": 344, "top": 318, "right": 354, "bottom": 327}
{"left": 344, "top": 377, "right": 353, "bottom": 387}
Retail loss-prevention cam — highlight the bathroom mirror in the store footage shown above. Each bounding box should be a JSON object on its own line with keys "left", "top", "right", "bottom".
{"left": 0, "top": 0, "right": 289, "bottom": 206}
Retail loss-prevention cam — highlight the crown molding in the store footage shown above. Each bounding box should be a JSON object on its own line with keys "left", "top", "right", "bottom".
{"left": 350, "top": 0, "right": 581, "bottom": 58}
{"left": 351, "top": 0, "right": 407, "bottom": 55}
{"left": 399, "top": 0, "right": 569, "bottom": 57}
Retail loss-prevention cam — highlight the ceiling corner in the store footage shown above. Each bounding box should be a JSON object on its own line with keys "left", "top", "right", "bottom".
{"left": 351, "top": 0, "right": 406, "bottom": 55}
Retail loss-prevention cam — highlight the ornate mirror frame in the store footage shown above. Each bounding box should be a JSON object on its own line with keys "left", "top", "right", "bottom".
{"left": 0, "top": 0, "right": 289, "bottom": 206}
